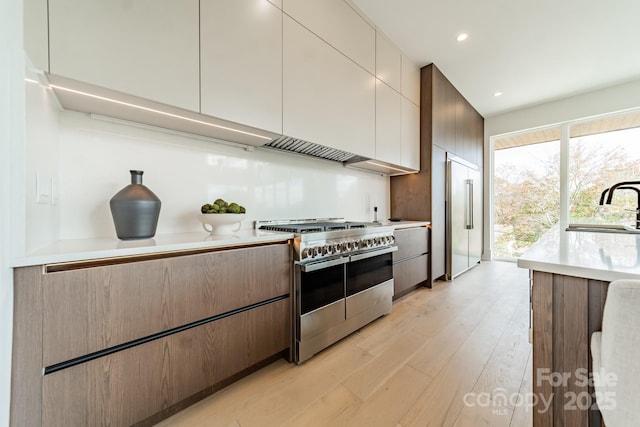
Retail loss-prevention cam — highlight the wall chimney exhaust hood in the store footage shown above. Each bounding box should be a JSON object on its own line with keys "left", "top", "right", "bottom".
{"left": 44, "top": 74, "right": 417, "bottom": 175}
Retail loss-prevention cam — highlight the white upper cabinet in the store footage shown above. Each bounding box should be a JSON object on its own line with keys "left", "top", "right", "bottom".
{"left": 401, "top": 96, "right": 420, "bottom": 170}
{"left": 283, "top": 16, "right": 375, "bottom": 158}
{"left": 24, "top": 0, "right": 48, "bottom": 71}
{"left": 48, "top": 0, "right": 199, "bottom": 112}
{"left": 283, "top": 0, "right": 375, "bottom": 73}
{"left": 375, "top": 31, "right": 401, "bottom": 92}
{"left": 401, "top": 54, "right": 421, "bottom": 106}
{"left": 375, "top": 79, "right": 401, "bottom": 165}
{"left": 200, "top": 0, "right": 282, "bottom": 134}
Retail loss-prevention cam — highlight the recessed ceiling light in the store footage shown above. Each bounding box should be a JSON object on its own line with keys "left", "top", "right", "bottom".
{"left": 456, "top": 33, "right": 468, "bottom": 42}
{"left": 494, "top": 92, "right": 503, "bottom": 97}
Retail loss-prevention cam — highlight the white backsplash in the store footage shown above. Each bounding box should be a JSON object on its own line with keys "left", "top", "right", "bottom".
{"left": 24, "top": 69, "right": 61, "bottom": 253}
{"left": 57, "top": 111, "right": 390, "bottom": 240}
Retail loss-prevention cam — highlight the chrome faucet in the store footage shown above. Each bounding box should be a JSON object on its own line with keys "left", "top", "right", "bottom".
{"left": 600, "top": 181, "right": 640, "bottom": 229}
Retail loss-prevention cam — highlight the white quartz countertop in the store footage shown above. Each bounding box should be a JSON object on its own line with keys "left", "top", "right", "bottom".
{"left": 12, "top": 229, "right": 294, "bottom": 267}
{"left": 12, "top": 221, "right": 431, "bottom": 268}
{"left": 517, "top": 225, "right": 640, "bottom": 282}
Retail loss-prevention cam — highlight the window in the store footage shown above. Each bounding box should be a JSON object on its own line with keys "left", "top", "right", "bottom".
{"left": 569, "top": 116, "right": 640, "bottom": 226}
{"left": 492, "top": 109, "right": 640, "bottom": 260}
{"left": 494, "top": 129, "right": 560, "bottom": 259}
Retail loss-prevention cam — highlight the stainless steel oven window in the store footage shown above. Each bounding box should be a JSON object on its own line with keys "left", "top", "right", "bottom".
{"left": 346, "top": 252, "right": 393, "bottom": 296}
{"left": 299, "top": 263, "right": 345, "bottom": 315}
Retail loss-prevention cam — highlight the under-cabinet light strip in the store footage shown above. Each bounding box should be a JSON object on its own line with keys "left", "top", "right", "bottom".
{"left": 365, "top": 160, "right": 417, "bottom": 174}
{"left": 49, "top": 84, "right": 273, "bottom": 141}
{"left": 90, "top": 114, "right": 256, "bottom": 152}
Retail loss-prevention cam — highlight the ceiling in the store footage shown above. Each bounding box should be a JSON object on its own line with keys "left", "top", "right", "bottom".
{"left": 351, "top": 0, "right": 640, "bottom": 118}
{"left": 494, "top": 109, "right": 640, "bottom": 149}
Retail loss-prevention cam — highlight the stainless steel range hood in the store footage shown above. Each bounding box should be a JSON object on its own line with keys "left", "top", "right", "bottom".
{"left": 263, "top": 137, "right": 418, "bottom": 175}
{"left": 43, "top": 73, "right": 418, "bottom": 175}
{"left": 264, "top": 136, "right": 358, "bottom": 162}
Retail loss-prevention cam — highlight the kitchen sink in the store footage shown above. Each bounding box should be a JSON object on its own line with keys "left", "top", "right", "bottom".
{"left": 566, "top": 223, "right": 640, "bottom": 234}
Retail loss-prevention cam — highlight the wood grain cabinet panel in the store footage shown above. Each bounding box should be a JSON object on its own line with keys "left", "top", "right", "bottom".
{"left": 42, "top": 243, "right": 290, "bottom": 366}
{"left": 531, "top": 271, "right": 608, "bottom": 427}
{"left": 10, "top": 266, "right": 44, "bottom": 427}
{"left": 391, "top": 64, "right": 484, "bottom": 284}
{"left": 42, "top": 298, "right": 290, "bottom": 427}
{"left": 431, "top": 66, "right": 456, "bottom": 153}
{"left": 13, "top": 243, "right": 291, "bottom": 427}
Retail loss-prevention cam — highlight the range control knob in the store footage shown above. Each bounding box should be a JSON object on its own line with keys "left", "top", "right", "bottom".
{"left": 388, "top": 235, "right": 395, "bottom": 245}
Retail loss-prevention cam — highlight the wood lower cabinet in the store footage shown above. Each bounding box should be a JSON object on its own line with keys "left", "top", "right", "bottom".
{"left": 530, "top": 271, "right": 608, "bottom": 427}
{"left": 42, "top": 299, "right": 289, "bottom": 427}
{"left": 11, "top": 242, "right": 291, "bottom": 427}
{"left": 42, "top": 244, "right": 289, "bottom": 366}
{"left": 393, "top": 227, "right": 429, "bottom": 297}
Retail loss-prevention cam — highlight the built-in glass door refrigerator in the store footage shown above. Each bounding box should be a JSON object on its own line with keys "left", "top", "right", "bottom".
{"left": 446, "top": 154, "right": 482, "bottom": 280}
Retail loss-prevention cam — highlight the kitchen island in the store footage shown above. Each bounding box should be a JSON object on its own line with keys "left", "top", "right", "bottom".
{"left": 518, "top": 225, "right": 640, "bottom": 427}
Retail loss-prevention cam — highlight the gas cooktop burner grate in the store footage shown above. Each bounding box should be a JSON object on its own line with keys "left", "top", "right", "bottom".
{"left": 260, "top": 221, "right": 369, "bottom": 233}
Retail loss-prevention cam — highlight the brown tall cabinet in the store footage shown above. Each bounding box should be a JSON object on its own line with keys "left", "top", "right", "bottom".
{"left": 391, "top": 64, "right": 484, "bottom": 285}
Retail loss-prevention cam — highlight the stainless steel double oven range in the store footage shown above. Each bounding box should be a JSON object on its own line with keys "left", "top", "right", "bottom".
{"left": 257, "top": 219, "right": 397, "bottom": 364}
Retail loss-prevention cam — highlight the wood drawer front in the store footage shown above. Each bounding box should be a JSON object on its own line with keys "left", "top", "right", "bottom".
{"left": 42, "top": 243, "right": 290, "bottom": 366}
{"left": 42, "top": 298, "right": 290, "bottom": 427}
{"left": 394, "top": 227, "right": 428, "bottom": 261}
{"left": 393, "top": 254, "right": 428, "bottom": 296}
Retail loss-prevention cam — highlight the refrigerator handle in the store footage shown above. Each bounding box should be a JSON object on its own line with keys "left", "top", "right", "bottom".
{"left": 465, "top": 179, "right": 473, "bottom": 229}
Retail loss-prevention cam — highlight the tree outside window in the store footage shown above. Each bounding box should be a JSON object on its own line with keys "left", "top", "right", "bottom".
{"left": 494, "top": 112, "right": 640, "bottom": 260}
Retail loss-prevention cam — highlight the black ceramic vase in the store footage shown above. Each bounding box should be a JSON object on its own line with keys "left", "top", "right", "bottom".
{"left": 110, "top": 170, "right": 161, "bottom": 240}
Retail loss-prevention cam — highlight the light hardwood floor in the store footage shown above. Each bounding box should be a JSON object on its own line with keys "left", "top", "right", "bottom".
{"left": 156, "top": 261, "right": 532, "bottom": 427}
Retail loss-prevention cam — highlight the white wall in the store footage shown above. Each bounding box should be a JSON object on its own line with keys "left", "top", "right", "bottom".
{"left": 24, "top": 67, "right": 61, "bottom": 253}
{"left": 485, "top": 78, "right": 640, "bottom": 137}
{"left": 482, "top": 78, "right": 640, "bottom": 259}
{"left": 1, "top": 0, "right": 24, "bottom": 425}
{"left": 56, "top": 111, "right": 389, "bottom": 241}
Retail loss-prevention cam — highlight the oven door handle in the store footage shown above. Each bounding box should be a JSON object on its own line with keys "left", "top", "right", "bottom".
{"left": 298, "top": 256, "right": 349, "bottom": 272}
{"left": 350, "top": 246, "right": 398, "bottom": 262}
